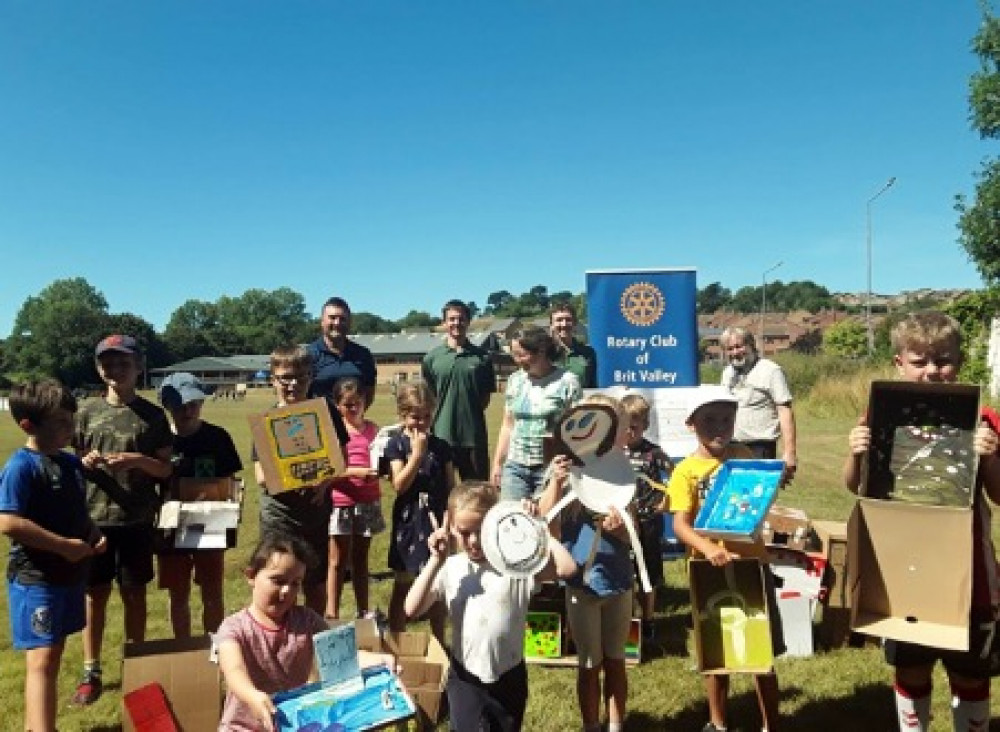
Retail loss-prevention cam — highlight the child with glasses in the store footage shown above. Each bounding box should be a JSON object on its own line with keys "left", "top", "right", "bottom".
{"left": 253, "top": 346, "right": 349, "bottom": 617}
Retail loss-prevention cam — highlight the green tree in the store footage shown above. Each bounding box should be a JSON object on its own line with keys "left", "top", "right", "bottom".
{"left": 957, "top": 10, "right": 1000, "bottom": 284}
{"left": 946, "top": 289, "right": 1000, "bottom": 383}
{"left": 353, "top": 312, "right": 400, "bottom": 334}
{"left": 697, "top": 282, "right": 732, "bottom": 313}
{"left": 6, "top": 278, "right": 112, "bottom": 384}
{"left": 396, "top": 310, "right": 438, "bottom": 330}
{"left": 822, "top": 319, "right": 868, "bottom": 359}
{"left": 163, "top": 300, "right": 222, "bottom": 361}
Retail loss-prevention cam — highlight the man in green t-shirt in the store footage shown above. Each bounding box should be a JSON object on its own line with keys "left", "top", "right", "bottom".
{"left": 550, "top": 301, "right": 597, "bottom": 388}
{"left": 421, "top": 299, "right": 496, "bottom": 480}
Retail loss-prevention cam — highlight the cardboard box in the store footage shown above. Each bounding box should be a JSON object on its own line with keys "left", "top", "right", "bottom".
{"left": 177, "top": 477, "right": 237, "bottom": 502}
{"left": 525, "top": 611, "right": 563, "bottom": 659}
{"left": 690, "top": 559, "right": 774, "bottom": 674}
{"left": 812, "top": 520, "right": 849, "bottom": 608}
{"left": 694, "top": 460, "right": 784, "bottom": 543}
{"left": 848, "top": 498, "right": 972, "bottom": 651}
{"left": 157, "top": 477, "right": 245, "bottom": 550}
{"left": 352, "top": 619, "right": 449, "bottom": 728}
{"left": 248, "top": 398, "right": 346, "bottom": 494}
{"left": 121, "top": 635, "right": 220, "bottom": 732}
{"left": 863, "top": 381, "right": 980, "bottom": 505}
{"left": 767, "top": 547, "right": 827, "bottom": 600}
{"left": 762, "top": 505, "right": 811, "bottom": 550}
{"left": 774, "top": 590, "right": 816, "bottom": 657}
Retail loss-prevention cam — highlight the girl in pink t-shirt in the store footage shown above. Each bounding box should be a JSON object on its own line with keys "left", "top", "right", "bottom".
{"left": 325, "top": 377, "right": 386, "bottom": 621}
{"left": 217, "top": 533, "right": 393, "bottom": 731}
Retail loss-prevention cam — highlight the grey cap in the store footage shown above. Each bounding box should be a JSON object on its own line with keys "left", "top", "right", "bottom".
{"left": 158, "top": 372, "right": 212, "bottom": 409}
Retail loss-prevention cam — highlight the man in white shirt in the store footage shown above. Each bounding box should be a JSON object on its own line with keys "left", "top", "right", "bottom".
{"left": 719, "top": 326, "right": 797, "bottom": 481}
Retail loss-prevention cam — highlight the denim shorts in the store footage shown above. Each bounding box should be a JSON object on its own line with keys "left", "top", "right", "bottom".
{"left": 500, "top": 461, "right": 547, "bottom": 501}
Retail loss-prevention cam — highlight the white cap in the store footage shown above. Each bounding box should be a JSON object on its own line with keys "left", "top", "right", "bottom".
{"left": 685, "top": 385, "right": 738, "bottom": 422}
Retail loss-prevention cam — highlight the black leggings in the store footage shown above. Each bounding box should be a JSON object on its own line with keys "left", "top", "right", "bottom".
{"left": 447, "top": 658, "right": 528, "bottom": 732}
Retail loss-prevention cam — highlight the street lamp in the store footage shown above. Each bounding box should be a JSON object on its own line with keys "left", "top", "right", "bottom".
{"left": 760, "top": 260, "right": 783, "bottom": 350}
{"left": 866, "top": 176, "right": 896, "bottom": 355}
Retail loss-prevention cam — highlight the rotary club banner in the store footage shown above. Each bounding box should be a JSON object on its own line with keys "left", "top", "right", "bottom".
{"left": 586, "top": 268, "right": 699, "bottom": 389}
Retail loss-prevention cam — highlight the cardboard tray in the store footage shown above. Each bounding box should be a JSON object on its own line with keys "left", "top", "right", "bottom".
{"left": 121, "top": 635, "right": 220, "bottom": 732}
{"left": 689, "top": 558, "right": 774, "bottom": 674}
{"left": 694, "top": 460, "right": 784, "bottom": 543}
{"left": 848, "top": 498, "right": 972, "bottom": 651}
{"left": 249, "top": 398, "right": 346, "bottom": 494}
{"left": 862, "top": 381, "right": 980, "bottom": 505}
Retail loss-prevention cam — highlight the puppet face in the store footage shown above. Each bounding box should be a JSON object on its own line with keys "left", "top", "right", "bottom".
{"left": 556, "top": 403, "right": 618, "bottom": 463}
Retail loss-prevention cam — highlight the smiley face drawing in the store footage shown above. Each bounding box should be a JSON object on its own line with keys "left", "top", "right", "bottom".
{"left": 481, "top": 501, "right": 549, "bottom": 577}
{"left": 554, "top": 403, "right": 619, "bottom": 467}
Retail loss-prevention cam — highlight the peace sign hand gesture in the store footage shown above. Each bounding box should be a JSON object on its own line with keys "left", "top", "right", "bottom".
{"left": 427, "top": 511, "right": 451, "bottom": 560}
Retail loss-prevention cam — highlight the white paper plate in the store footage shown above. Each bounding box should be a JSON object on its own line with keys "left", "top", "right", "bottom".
{"left": 480, "top": 501, "right": 550, "bottom": 578}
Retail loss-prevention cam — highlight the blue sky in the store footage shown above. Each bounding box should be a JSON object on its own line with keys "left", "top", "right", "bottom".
{"left": 0, "top": 1, "right": 993, "bottom": 336}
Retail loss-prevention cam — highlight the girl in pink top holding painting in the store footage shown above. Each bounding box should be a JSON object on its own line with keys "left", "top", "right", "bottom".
{"left": 323, "top": 377, "right": 385, "bottom": 621}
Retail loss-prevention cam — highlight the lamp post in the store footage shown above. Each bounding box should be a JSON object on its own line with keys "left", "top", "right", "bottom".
{"left": 866, "top": 176, "right": 896, "bottom": 355}
{"left": 760, "top": 260, "right": 783, "bottom": 350}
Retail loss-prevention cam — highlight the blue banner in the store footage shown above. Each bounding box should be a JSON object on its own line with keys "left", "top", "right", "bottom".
{"left": 586, "top": 269, "right": 699, "bottom": 388}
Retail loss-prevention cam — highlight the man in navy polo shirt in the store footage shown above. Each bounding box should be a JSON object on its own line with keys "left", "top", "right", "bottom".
{"left": 307, "top": 297, "right": 377, "bottom": 406}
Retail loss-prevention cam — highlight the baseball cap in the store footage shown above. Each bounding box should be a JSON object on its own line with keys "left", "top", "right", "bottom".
{"left": 95, "top": 334, "right": 141, "bottom": 357}
{"left": 685, "top": 385, "right": 738, "bottom": 422}
{"left": 158, "top": 372, "right": 213, "bottom": 409}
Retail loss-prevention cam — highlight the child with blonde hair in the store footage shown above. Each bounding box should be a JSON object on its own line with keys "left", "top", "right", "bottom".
{"left": 406, "top": 481, "right": 575, "bottom": 731}
{"left": 384, "top": 382, "right": 455, "bottom": 640}
{"left": 844, "top": 311, "right": 1000, "bottom": 732}
{"left": 537, "top": 392, "right": 637, "bottom": 732}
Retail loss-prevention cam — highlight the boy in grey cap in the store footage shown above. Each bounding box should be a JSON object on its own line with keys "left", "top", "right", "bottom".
{"left": 157, "top": 372, "right": 242, "bottom": 638}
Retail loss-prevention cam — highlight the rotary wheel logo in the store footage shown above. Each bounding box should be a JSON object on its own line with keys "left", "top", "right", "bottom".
{"left": 620, "top": 282, "right": 666, "bottom": 326}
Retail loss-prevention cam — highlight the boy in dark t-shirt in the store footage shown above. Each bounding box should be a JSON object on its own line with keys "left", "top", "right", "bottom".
{"left": 621, "top": 393, "right": 673, "bottom": 641}
{"left": 157, "top": 372, "right": 243, "bottom": 637}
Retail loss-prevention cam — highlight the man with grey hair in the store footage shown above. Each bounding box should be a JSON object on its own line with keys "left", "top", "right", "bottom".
{"left": 719, "top": 326, "right": 797, "bottom": 480}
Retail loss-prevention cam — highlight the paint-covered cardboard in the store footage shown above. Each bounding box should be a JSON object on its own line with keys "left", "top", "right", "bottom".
{"left": 689, "top": 558, "right": 774, "bottom": 674}
{"left": 248, "top": 398, "right": 346, "bottom": 494}
{"left": 862, "top": 381, "right": 980, "bottom": 505}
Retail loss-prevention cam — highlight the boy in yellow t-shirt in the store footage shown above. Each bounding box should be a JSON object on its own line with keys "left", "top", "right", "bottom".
{"left": 667, "top": 386, "right": 780, "bottom": 732}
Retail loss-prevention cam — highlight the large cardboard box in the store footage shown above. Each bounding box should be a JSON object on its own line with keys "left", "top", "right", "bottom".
{"left": 248, "top": 398, "right": 346, "bottom": 494}
{"left": 352, "top": 619, "right": 449, "bottom": 729}
{"left": 848, "top": 498, "right": 972, "bottom": 651}
{"left": 121, "top": 636, "right": 220, "bottom": 732}
{"left": 694, "top": 460, "right": 784, "bottom": 543}
{"left": 862, "top": 381, "right": 980, "bottom": 504}
{"left": 689, "top": 559, "right": 774, "bottom": 674}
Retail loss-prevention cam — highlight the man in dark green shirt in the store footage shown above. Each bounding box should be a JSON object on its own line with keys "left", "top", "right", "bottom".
{"left": 421, "top": 300, "right": 496, "bottom": 480}
{"left": 550, "top": 301, "right": 597, "bottom": 388}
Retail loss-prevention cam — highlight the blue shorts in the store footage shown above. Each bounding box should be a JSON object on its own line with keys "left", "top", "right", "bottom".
{"left": 7, "top": 580, "right": 86, "bottom": 650}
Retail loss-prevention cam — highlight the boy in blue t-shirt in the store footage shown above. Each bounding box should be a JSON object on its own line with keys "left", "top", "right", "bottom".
{"left": 0, "top": 379, "right": 106, "bottom": 731}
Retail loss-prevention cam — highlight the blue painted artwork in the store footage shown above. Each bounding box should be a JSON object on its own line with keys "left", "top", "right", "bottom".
{"left": 313, "top": 625, "right": 361, "bottom": 688}
{"left": 694, "top": 460, "right": 784, "bottom": 542}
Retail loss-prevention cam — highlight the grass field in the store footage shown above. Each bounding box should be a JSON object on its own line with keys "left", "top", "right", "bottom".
{"left": 0, "top": 385, "right": 997, "bottom": 731}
